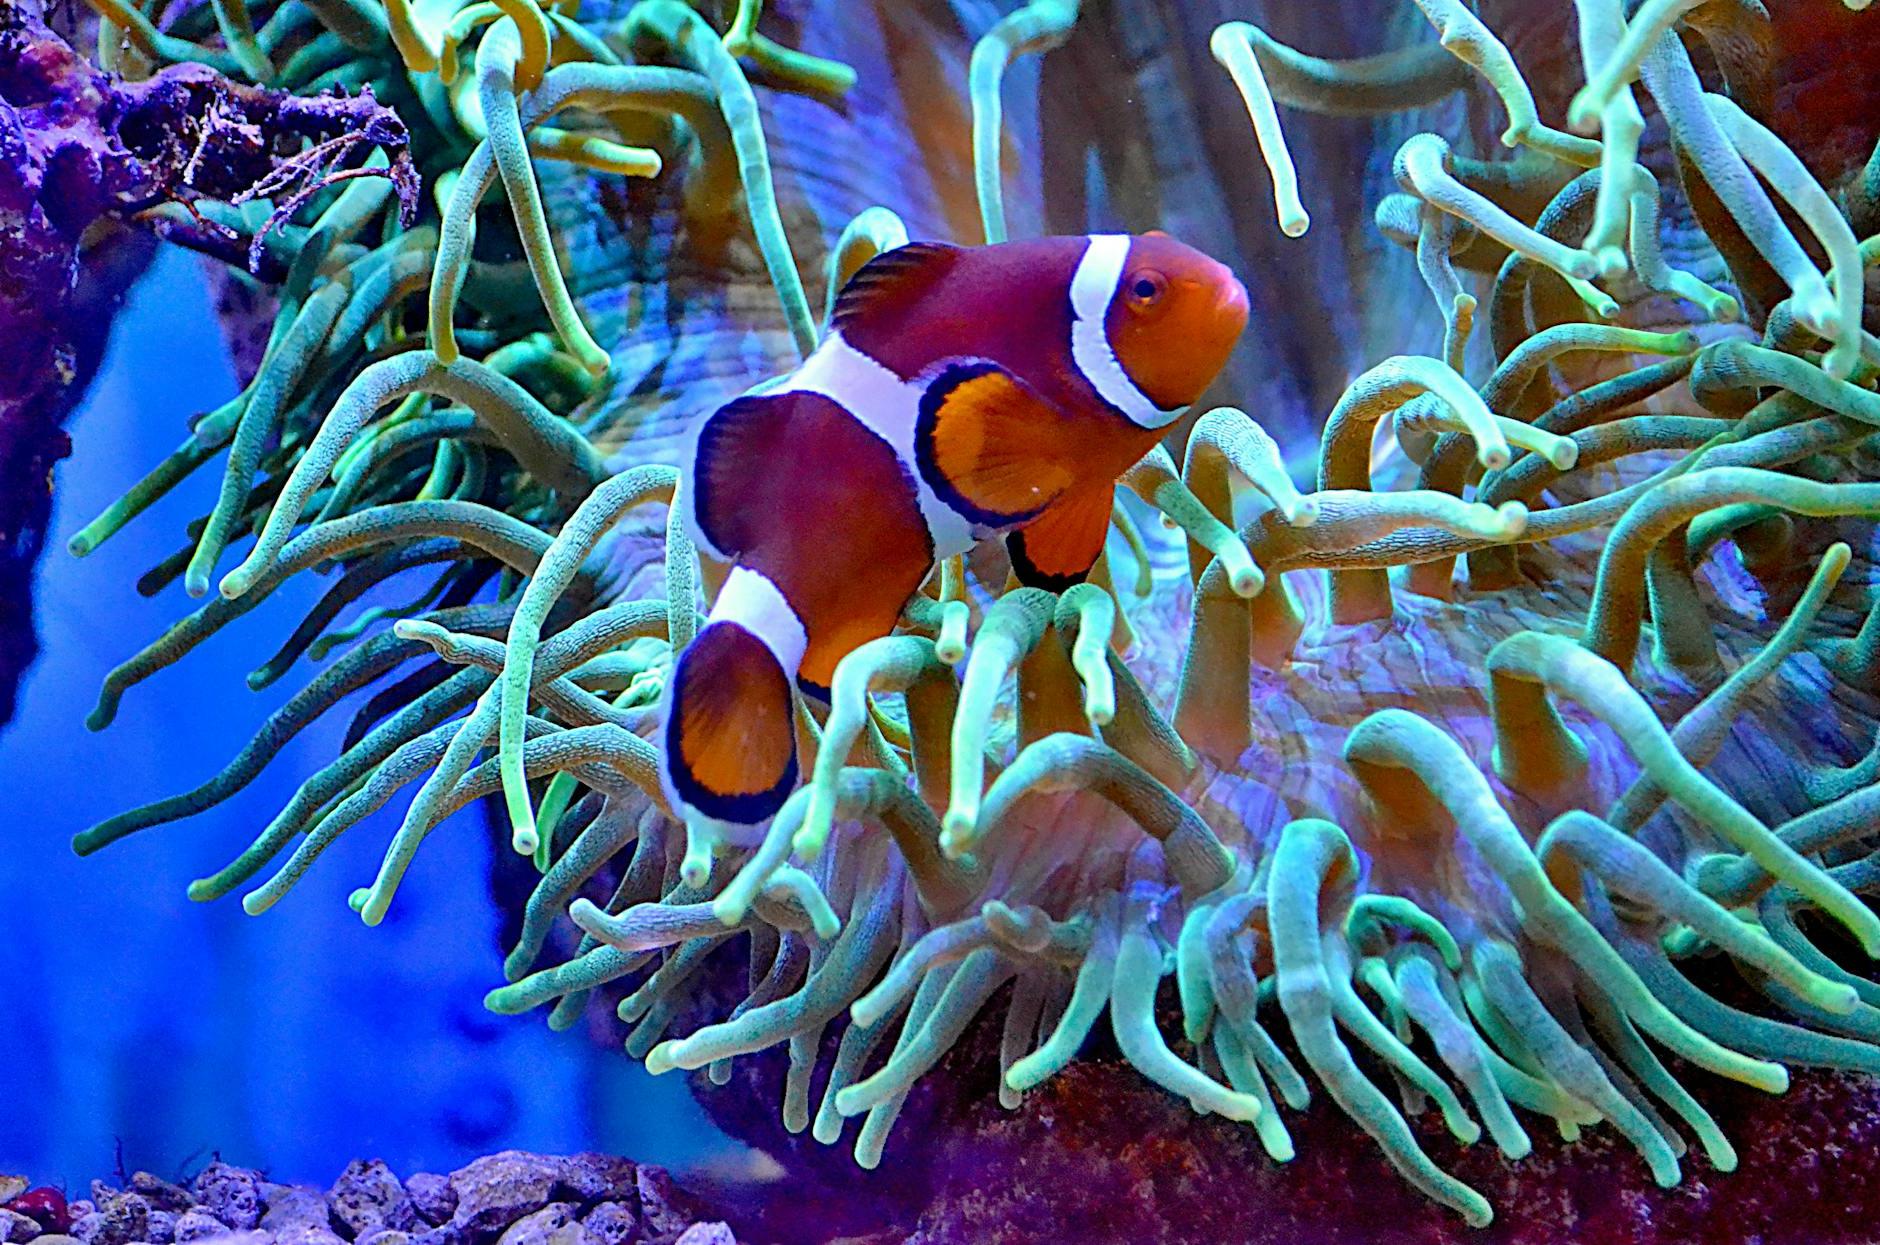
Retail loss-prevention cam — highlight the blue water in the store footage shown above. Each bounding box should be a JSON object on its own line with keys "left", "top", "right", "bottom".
{"left": 0, "top": 249, "right": 731, "bottom": 1190}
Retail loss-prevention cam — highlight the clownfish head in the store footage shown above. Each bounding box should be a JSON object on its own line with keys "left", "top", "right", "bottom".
{"left": 1104, "top": 232, "right": 1250, "bottom": 410}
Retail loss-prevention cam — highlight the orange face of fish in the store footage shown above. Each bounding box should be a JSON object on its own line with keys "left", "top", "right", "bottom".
{"left": 1105, "top": 234, "right": 1251, "bottom": 411}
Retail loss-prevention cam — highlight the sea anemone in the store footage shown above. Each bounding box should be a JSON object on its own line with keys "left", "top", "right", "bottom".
{"left": 65, "top": 0, "right": 1880, "bottom": 1227}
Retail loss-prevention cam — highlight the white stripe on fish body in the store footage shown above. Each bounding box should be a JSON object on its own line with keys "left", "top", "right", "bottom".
{"left": 1070, "top": 234, "right": 1185, "bottom": 430}
{"left": 781, "top": 330, "right": 978, "bottom": 558}
{"left": 708, "top": 565, "right": 810, "bottom": 677}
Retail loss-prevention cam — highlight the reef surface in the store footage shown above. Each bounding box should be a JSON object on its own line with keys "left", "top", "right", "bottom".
{"left": 0, "top": 1155, "right": 736, "bottom": 1245}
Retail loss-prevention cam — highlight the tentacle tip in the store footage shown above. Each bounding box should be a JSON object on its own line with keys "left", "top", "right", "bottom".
{"left": 1286, "top": 497, "right": 1319, "bottom": 527}
{"left": 579, "top": 349, "right": 613, "bottom": 380}
{"left": 1549, "top": 441, "right": 1580, "bottom": 471}
{"left": 1478, "top": 445, "right": 1512, "bottom": 472}
{"left": 1594, "top": 246, "right": 1628, "bottom": 281}
{"left": 1823, "top": 346, "right": 1860, "bottom": 381}
{"left": 511, "top": 824, "right": 539, "bottom": 856}
{"left": 644, "top": 1042, "right": 681, "bottom": 1075}
{"left": 1493, "top": 501, "right": 1529, "bottom": 537}
{"left": 1229, "top": 566, "right": 1265, "bottom": 598}
{"left": 71, "top": 829, "right": 105, "bottom": 857}
{"left": 1566, "top": 92, "right": 1600, "bottom": 134}
{"left": 67, "top": 534, "right": 94, "bottom": 557}
{"left": 711, "top": 894, "right": 750, "bottom": 928}
{"left": 347, "top": 887, "right": 368, "bottom": 913}
{"left": 219, "top": 568, "right": 258, "bottom": 600}
{"left": 1279, "top": 211, "right": 1310, "bottom": 239}
{"left": 239, "top": 891, "right": 271, "bottom": 916}
{"left": 1815, "top": 981, "right": 1861, "bottom": 1015}
{"left": 680, "top": 855, "right": 713, "bottom": 889}
{"left": 1222, "top": 1095, "right": 1263, "bottom": 1123}
{"left": 939, "top": 812, "right": 977, "bottom": 860}
{"left": 185, "top": 878, "right": 221, "bottom": 902}
{"left": 357, "top": 890, "right": 391, "bottom": 926}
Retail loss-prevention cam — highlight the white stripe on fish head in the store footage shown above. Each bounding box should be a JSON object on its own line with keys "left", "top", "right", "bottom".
{"left": 1069, "top": 234, "right": 1185, "bottom": 430}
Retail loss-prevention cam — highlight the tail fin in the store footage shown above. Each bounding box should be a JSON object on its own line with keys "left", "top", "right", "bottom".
{"left": 661, "top": 619, "right": 799, "bottom": 826}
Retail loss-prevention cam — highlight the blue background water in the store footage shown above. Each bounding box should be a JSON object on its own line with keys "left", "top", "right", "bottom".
{"left": 0, "top": 250, "right": 731, "bottom": 1190}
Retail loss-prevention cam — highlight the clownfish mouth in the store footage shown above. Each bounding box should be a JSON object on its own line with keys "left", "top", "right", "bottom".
{"left": 1210, "top": 277, "right": 1251, "bottom": 346}
{"left": 1216, "top": 276, "right": 1251, "bottom": 324}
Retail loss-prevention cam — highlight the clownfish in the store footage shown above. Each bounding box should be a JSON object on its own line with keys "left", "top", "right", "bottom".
{"left": 661, "top": 232, "right": 1250, "bottom": 828}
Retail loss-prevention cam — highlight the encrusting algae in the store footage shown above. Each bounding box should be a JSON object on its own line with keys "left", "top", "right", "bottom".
{"left": 60, "top": 0, "right": 1880, "bottom": 1226}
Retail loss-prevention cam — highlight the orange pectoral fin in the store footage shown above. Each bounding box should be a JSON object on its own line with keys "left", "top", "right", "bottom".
{"left": 915, "top": 360, "right": 1078, "bottom": 527}
{"left": 662, "top": 620, "right": 798, "bottom": 825}
{"left": 1007, "top": 479, "right": 1115, "bottom": 591}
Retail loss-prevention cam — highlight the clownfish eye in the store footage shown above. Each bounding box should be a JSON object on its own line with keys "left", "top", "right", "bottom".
{"left": 1126, "top": 270, "right": 1167, "bottom": 307}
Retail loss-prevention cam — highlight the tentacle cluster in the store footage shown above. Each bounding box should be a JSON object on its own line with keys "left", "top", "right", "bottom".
{"left": 70, "top": 0, "right": 1880, "bottom": 1225}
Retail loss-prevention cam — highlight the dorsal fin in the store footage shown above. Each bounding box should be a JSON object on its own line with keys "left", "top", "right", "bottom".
{"left": 830, "top": 241, "right": 963, "bottom": 334}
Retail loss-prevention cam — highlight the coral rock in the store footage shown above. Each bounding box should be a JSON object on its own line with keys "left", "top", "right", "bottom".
{"left": 573, "top": 1205, "right": 634, "bottom": 1245}
{"left": 669, "top": 1228, "right": 733, "bottom": 1245}
{"left": 126, "top": 1178, "right": 192, "bottom": 1217}
{"left": 446, "top": 1156, "right": 563, "bottom": 1239}
{"left": 275, "top": 1227, "right": 345, "bottom": 1245}
{"left": 399, "top": 1180, "right": 453, "bottom": 1231}
{"left": 169, "top": 1210, "right": 229, "bottom": 1243}
{"left": 491, "top": 1205, "right": 578, "bottom": 1245}
{"left": 0, "top": 1209, "right": 44, "bottom": 1244}
{"left": 5, "top": 1190, "right": 70, "bottom": 1236}
{"left": 544, "top": 1161, "right": 634, "bottom": 1208}
{"left": 191, "top": 1167, "right": 261, "bottom": 1232}
{"left": 259, "top": 1190, "right": 328, "bottom": 1234}
{"left": 327, "top": 1163, "right": 415, "bottom": 1239}
{"left": 627, "top": 1174, "right": 702, "bottom": 1244}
